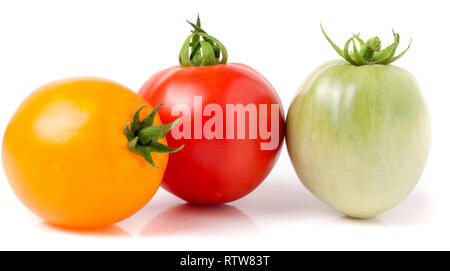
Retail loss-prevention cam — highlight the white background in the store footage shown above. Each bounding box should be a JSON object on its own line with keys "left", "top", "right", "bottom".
{"left": 0, "top": 0, "right": 449, "bottom": 250}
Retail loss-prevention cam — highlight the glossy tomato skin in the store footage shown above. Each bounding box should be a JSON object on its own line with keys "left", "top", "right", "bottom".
{"left": 2, "top": 78, "right": 168, "bottom": 228}
{"left": 139, "top": 64, "right": 284, "bottom": 204}
{"left": 287, "top": 62, "right": 431, "bottom": 218}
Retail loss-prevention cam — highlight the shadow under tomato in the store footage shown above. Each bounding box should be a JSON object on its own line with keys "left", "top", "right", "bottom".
{"left": 331, "top": 215, "right": 386, "bottom": 227}
{"left": 39, "top": 221, "right": 132, "bottom": 237}
{"left": 236, "top": 172, "right": 434, "bottom": 227}
{"left": 377, "top": 190, "right": 434, "bottom": 226}
{"left": 234, "top": 176, "right": 337, "bottom": 219}
{"left": 140, "top": 203, "right": 259, "bottom": 237}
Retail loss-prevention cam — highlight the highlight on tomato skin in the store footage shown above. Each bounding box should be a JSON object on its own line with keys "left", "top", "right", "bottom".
{"left": 1, "top": 77, "right": 180, "bottom": 229}
{"left": 286, "top": 26, "right": 431, "bottom": 219}
{"left": 139, "top": 16, "right": 285, "bottom": 205}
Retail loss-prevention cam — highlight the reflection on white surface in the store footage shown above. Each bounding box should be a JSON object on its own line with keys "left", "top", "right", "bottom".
{"left": 38, "top": 222, "right": 131, "bottom": 238}
{"left": 140, "top": 204, "right": 259, "bottom": 237}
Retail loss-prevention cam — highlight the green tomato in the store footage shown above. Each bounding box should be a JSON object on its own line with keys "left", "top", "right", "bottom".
{"left": 286, "top": 61, "right": 431, "bottom": 218}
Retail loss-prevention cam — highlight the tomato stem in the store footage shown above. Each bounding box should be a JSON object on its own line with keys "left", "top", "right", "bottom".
{"left": 321, "top": 24, "right": 412, "bottom": 65}
{"left": 178, "top": 15, "right": 228, "bottom": 67}
{"left": 123, "top": 105, "right": 184, "bottom": 167}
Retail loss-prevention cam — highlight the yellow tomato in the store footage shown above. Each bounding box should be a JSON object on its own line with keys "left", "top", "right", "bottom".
{"left": 2, "top": 77, "right": 171, "bottom": 228}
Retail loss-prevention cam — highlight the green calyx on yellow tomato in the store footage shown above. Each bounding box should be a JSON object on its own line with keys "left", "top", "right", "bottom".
{"left": 178, "top": 15, "right": 228, "bottom": 67}
{"left": 124, "top": 105, "right": 184, "bottom": 168}
{"left": 321, "top": 24, "right": 412, "bottom": 66}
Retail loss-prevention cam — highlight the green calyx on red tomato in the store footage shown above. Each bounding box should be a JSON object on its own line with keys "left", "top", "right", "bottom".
{"left": 178, "top": 15, "right": 228, "bottom": 67}
{"left": 321, "top": 24, "right": 411, "bottom": 65}
{"left": 123, "top": 104, "right": 184, "bottom": 168}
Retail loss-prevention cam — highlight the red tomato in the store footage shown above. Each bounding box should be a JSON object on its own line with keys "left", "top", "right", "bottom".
{"left": 139, "top": 62, "right": 284, "bottom": 204}
{"left": 140, "top": 18, "right": 285, "bottom": 204}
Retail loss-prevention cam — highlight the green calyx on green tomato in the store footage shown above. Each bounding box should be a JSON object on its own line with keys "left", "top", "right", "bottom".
{"left": 320, "top": 24, "right": 411, "bottom": 66}
{"left": 286, "top": 26, "right": 431, "bottom": 218}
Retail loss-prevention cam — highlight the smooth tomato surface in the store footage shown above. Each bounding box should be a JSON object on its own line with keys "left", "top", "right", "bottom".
{"left": 2, "top": 77, "right": 168, "bottom": 228}
{"left": 139, "top": 64, "right": 284, "bottom": 204}
{"left": 287, "top": 62, "right": 431, "bottom": 218}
